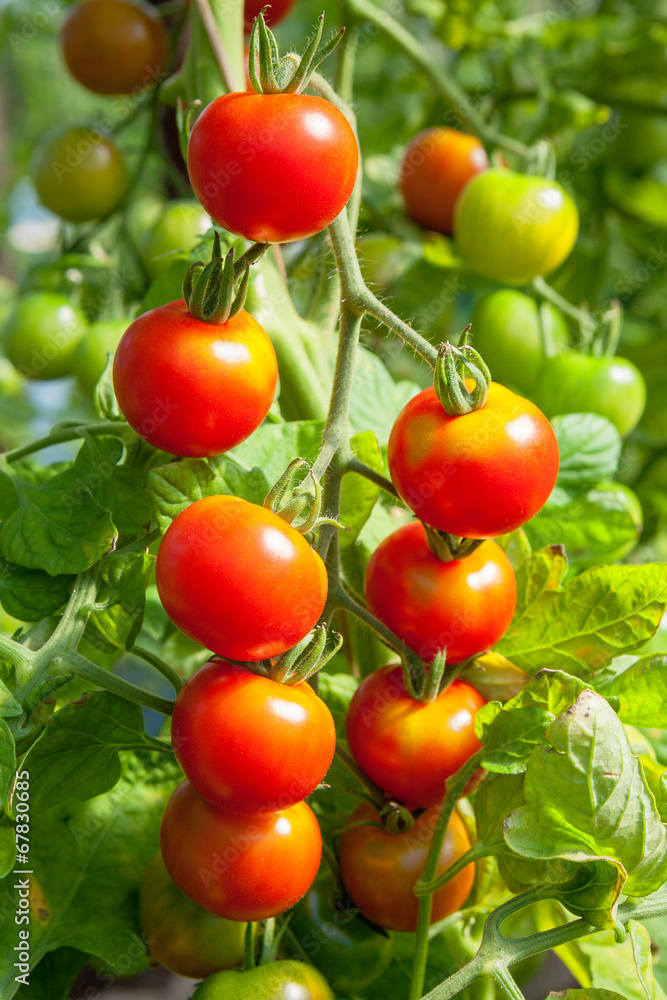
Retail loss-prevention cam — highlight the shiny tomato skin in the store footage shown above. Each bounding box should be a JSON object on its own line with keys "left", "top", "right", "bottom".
{"left": 171, "top": 659, "right": 336, "bottom": 813}
{"left": 112, "top": 301, "right": 277, "bottom": 457}
{"left": 346, "top": 666, "right": 486, "bottom": 808}
{"left": 388, "top": 382, "right": 559, "bottom": 538}
{"left": 534, "top": 351, "right": 646, "bottom": 437}
{"left": 155, "top": 495, "right": 328, "bottom": 661}
{"left": 364, "top": 525, "right": 517, "bottom": 664}
{"left": 187, "top": 92, "right": 359, "bottom": 243}
{"left": 61, "top": 0, "right": 168, "bottom": 95}
{"left": 339, "top": 802, "right": 475, "bottom": 932}
{"left": 32, "top": 127, "right": 127, "bottom": 223}
{"left": 2, "top": 292, "right": 87, "bottom": 380}
{"left": 192, "top": 962, "right": 334, "bottom": 1000}
{"left": 160, "top": 781, "right": 322, "bottom": 921}
{"left": 140, "top": 852, "right": 246, "bottom": 978}
{"left": 244, "top": 0, "right": 296, "bottom": 30}
{"left": 400, "top": 128, "right": 489, "bottom": 235}
{"left": 454, "top": 168, "right": 579, "bottom": 284}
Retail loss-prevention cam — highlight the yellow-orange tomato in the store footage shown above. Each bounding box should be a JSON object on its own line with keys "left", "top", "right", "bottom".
{"left": 339, "top": 802, "right": 475, "bottom": 932}
{"left": 400, "top": 128, "right": 489, "bottom": 235}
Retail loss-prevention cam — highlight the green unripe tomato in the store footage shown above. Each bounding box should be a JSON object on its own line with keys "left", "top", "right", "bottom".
{"left": 2, "top": 293, "right": 87, "bottom": 380}
{"left": 471, "top": 290, "right": 569, "bottom": 393}
{"left": 192, "top": 961, "right": 334, "bottom": 1000}
{"left": 610, "top": 113, "right": 667, "bottom": 173}
{"left": 74, "top": 319, "right": 129, "bottom": 395}
{"left": 143, "top": 200, "right": 211, "bottom": 278}
{"left": 586, "top": 483, "right": 643, "bottom": 565}
{"left": 140, "top": 852, "right": 246, "bottom": 979}
{"left": 0, "top": 359, "right": 24, "bottom": 398}
{"left": 454, "top": 168, "right": 579, "bottom": 284}
{"left": 534, "top": 351, "right": 646, "bottom": 437}
{"left": 32, "top": 126, "right": 127, "bottom": 223}
{"left": 288, "top": 871, "right": 393, "bottom": 994}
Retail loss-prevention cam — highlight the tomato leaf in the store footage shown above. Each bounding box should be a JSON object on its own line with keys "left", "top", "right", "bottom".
{"left": 475, "top": 772, "right": 526, "bottom": 847}
{"left": 0, "top": 756, "right": 178, "bottom": 992}
{"left": 317, "top": 671, "right": 359, "bottom": 736}
{"left": 0, "top": 826, "right": 16, "bottom": 880}
{"left": 0, "top": 561, "right": 72, "bottom": 622}
{"left": 231, "top": 420, "right": 324, "bottom": 484}
{"left": 552, "top": 413, "right": 622, "bottom": 496}
{"left": 18, "top": 692, "right": 168, "bottom": 812}
{"left": 340, "top": 431, "right": 383, "bottom": 547}
{"left": 525, "top": 486, "right": 641, "bottom": 572}
{"left": 0, "top": 719, "right": 16, "bottom": 804}
{"left": 476, "top": 669, "right": 588, "bottom": 772}
{"left": 349, "top": 346, "right": 420, "bottom": 447}
{"left": 86, "top": 553, "right": 154, "bottom": 653}
{"left": 598, "top": 654, "right": 667, "bottom": 728}
{"left": 0, "top": 468, "right": 116, "bottom": 577}
{"left": 497, "top": 553, "right": 667, "bottom": 677}
{"left": 627, "top": 920, "right": 667, "bottom": 1000}
{"left": 14, "top": 948, "right": 88, "bottom": 1000}
{"left": 504, "top": 690, "right": 667, "bottom": 898}
{"left": 549, "top": 986, "right": 631, "bottom": 999}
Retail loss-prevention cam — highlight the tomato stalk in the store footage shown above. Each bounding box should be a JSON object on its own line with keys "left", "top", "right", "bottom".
{"left": 342, "top": 0, "right": 528, "bottom": 159}
{"left": 532, "top": 275, "right": 597, "bottom": 345}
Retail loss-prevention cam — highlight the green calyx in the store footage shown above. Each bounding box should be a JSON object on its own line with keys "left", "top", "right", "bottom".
{"left": 234, "top": 625, "right": 343, "bottom": 685}
{"left": 433, "top": 333, "right": 492, "bottom": 415}
{"left": 264, "top": 457, "right": 341, "bottom": 534}
{"left": 423, "top": 523, "right": 485, "bottom": 563}
{"left": 248, "top": 8, "right": 343, "bottom": 95}
{"left": 183, "top": 231, "right": 267, "bottom": 324}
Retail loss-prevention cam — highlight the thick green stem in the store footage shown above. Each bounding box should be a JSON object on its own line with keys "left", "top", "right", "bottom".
{"left": 62, "top": 651, "right": 176, "bottom": 715}
{"left": 410, "top": 754, "right": 483, "bottom": 1000}
{"left": 532, "top": 277, "right": 596, "bottom": 343}
{"left": 344, "top": 455, "right": 400, "bottom": 499}
{"left": 344, "top": 0, "right": 527, "bottom": 158}
{"left": 312, "top": 309, "right": 363, "bottom": 480}
{"left": 131, "top": 645, "right": 184, "bottom": 694}
{"left": 2, "top": 422, "right": 132, "bottom": 463}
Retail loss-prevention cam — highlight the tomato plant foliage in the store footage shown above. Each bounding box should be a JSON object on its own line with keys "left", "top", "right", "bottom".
{"left": 1, "top": 1, "right": 667, "bottom": 999}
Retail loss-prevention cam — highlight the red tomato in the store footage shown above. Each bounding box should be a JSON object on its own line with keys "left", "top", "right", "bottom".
{"left": 171, "top": 659, "right": 336, "bottom": 813}
{"left": 339, "top": 802, "right": 474, "bottom": 932}
{"left": 187, "top": 93, "right": 359, "bottom": 243}
{"left": 346, "top": 666, "right": 485, "bottom": 808}
{"left": 388, "top": 383, "right": 559, "bottom": 537}
{"left": 244, "top": 0, "right": 296, "bottom": 30}
{"left": 364, "top": 524, "right": 517, "bottom": 664}
{"left": 60, "top": 0, "right": 168, "bottom": 96}
{"left": 400, "top": 128, "right": 489, "bottom": 235}
{"left": 161, "top": 781, "right": 322, "bottom": 921}
{"left": 155, "top": 495, "right": 328, "bottom": 661}
{"left": 112, "top": 301, "right": 277, "bottom": 457}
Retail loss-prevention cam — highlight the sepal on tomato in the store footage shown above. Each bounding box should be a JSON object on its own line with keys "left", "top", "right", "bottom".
{"left": 248, "top": 8, "right": 343, "bottom": 95}
{"left": 434, "top": 337, "right": 491, "bottom": 415}
{"left": 183, "top": 232, "right": 267, "bottom": 324}
{"left": 264, "top": 457, "right": 341, "bottom": 534}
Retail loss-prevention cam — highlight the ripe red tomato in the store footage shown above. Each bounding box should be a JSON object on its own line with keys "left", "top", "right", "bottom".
{"left": 388, "top": 383, "right": 559, "bottom": 538}
{"left": 112, "top": 301, "right": 277, "bottom": 457}
{"left": 339, "top": 802, "right": 475, "bottom": 932}
{"left": 160, "top": 781, "right": 322, "bottom": 921}
{"left": 155, "top": 496, "right": 328, "bottom": 661}
{"left": 364, "top": 524, "right": 517, "bottom": 664}
{"left": 171, "top": 659, "right": 336, "bottom": 813}
{"left": 187, "top": 93, "right": 359, "bottom": 243}
{"left": 60, "top": 0, "right": 168, "bottom": 95}
{"left": 140, "top": 852, "right": 246, "bottom": 978}
{"left": 346, "top": 666, "right": 485, "bottom": 808}
{"left": 244, "top": 0, "right": 296, "bottom": 30}
{"left": 32, "top": 127, "right": 127, "bottom": 223}
{"left": 400, "top": 128, "right": 489, "bottom": 236}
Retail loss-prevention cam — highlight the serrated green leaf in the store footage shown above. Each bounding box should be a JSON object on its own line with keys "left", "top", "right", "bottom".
{"left": 0, "top": 826, "right": 16, "bottom": 880}
{"left": 504, "top": 690, "right": 667, "bottom": 898}
{"left": 553, "top": 414, "right": 622, "bottom": 496}
{"left": 18, "top": 692, "right": 166, "bottom": 812}
{"left": 15, "top": 948, "right": 88, "bottom": 1000}
{"left": 475, "top": 772, "right": 525, "bottom": 846}
{"left": 0, "top": 469, "right": 116, "bottom": 577}
{"left": 0, "top": 562, "right": 71, "bottom": 622}
{"left": 0, "top": 759, "right": 178, "bottom": 994}
{"left": 231, "top": 420, "right": 324, "bottom": 485}
{"left": 87, "top": 554, "right": 154, "bottom": 652}
{"left": 498, "top": 559, "right": 667, "bottom": 678}
{"left": 628, "top": 920, "right": 667, "bottom": 1000}
{"left": 525, "top": 485, "right": 641, "bottom": 571}
{"left": 340, "top": 432, "right": 383, "bottom": 548}
{"left": 0, "top": 720, "right": 16, "bottom": 803}
{"left": 317, "top": 671, "right": 359, "bottom": 737}
{"left": 603, "top": 655, "right": 667, "bottom": 728}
